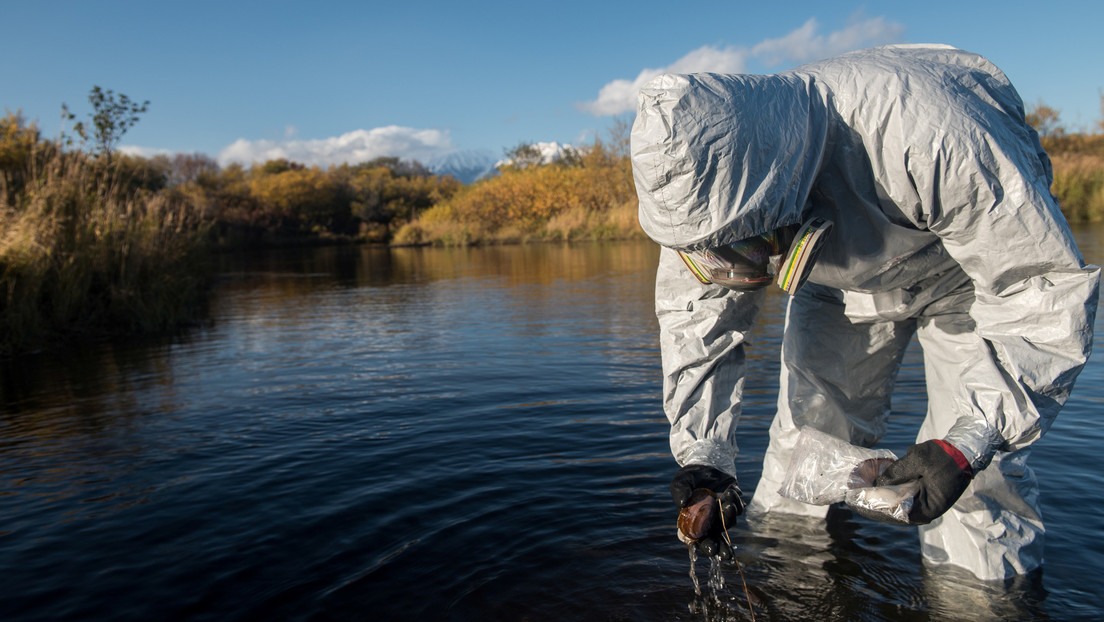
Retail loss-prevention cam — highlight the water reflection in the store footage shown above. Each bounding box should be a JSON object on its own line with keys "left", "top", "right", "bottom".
{"left": 0, "top": 338, "right": 179, "bottom": 413}
{"left": 213, "top": 241, "right": 664, "bottom": 287}
{"left": 922, "top": 565, "right": 1048, "bottom": 621}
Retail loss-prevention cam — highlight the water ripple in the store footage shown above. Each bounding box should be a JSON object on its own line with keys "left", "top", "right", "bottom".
{"left": 1, "top": 239, "right": 1101, "bottom": 620}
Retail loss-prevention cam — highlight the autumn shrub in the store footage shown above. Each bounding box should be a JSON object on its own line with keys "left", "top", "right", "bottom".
{"left": 0, "top": 112, "right": 50, "bottom": 206}
{"left": 250, "top": 164, "right": 343, "bottom": 231}
{"left": 399, "top": 139, "right": 641, "bottom": 245}
{"left": 393, "top": 201, "right": 487, "bottom": 246}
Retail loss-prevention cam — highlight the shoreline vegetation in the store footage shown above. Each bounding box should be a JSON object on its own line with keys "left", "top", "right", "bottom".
{"left": 3, "top": 95, "right": 1104, "bottom": 356}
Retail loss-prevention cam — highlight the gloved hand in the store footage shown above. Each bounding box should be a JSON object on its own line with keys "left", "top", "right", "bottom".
{"left": 874, "top": 439, "right": 973, "bottom": 525}
{"left": 670, "top": 464, "right": 745, "bottom": 559}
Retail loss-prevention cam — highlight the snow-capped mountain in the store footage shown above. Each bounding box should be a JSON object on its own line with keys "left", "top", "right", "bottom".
{"left": 427, "top": 143, "right": 582, "bottom": 184}
{"left": 493, "top": 141, "right": 579, "bottom": 169}
{"left": 426, "top": 149, "right": 498, "bottom": 184}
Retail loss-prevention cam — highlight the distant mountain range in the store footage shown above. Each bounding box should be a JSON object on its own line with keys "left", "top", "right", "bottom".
{"left": 425, "top": 149, "right": 498, "bottom": 184}
{"left": 427, "top": 142, "right": 578, "bottom": 184}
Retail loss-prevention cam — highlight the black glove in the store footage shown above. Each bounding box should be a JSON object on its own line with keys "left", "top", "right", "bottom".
{"left": 670, "top": 464, "right": 745, "bottom": 559}
{"left": 874, "top": 439, "right": 973, "bottom": 525}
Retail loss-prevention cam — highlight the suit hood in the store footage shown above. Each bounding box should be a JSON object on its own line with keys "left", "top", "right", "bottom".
{"left": 631, "top": 72, "right": 828, "bottom": 250}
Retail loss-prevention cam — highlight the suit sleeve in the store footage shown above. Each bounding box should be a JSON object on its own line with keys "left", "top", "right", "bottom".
{"left": 906, "top": 119, "right": 1100, "bottom": 472}
{"left": 654, "top": 246, "right": 768, "bottom": 477}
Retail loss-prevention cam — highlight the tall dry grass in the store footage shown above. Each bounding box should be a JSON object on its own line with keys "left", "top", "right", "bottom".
{"left": 1, "top": 148, "right": 210, "bottom": 355}
{"left": 1050, "top": 151, "right": 1104, "bottom": 222}
{"left": 541, "top": 200, "right": 645, "bottom": 242}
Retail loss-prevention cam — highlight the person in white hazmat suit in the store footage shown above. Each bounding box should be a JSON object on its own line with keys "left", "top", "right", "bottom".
{"left": 630, "top": 44, "right": 1100, "bottom": 581}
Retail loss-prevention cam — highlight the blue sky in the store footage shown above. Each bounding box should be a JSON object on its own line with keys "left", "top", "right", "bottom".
{"left": 4, "top": 1, "right": 1102, "bottom": 168}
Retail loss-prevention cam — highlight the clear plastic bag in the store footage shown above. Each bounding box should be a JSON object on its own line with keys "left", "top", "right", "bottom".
{"left": 844, "top": 481, "right": 919, "bottom": 525}
{"left": 778, "top": 427, "right": 917, "bottom": 524}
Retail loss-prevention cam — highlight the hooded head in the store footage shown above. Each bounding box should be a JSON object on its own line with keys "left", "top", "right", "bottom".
{"left": 631, "top": 72, "right": 827, "bottom": 251}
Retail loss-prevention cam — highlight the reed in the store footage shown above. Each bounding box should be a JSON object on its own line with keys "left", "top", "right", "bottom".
{"left": 1050, "top": 151, "right": 1104, "bottom": 222}
{"left": 1, "top": 146, "right": 210, "bottom": 355}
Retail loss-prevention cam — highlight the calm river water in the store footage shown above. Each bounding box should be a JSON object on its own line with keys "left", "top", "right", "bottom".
{"left": 2, "top": 224, "right": 1103, "bottom": 621}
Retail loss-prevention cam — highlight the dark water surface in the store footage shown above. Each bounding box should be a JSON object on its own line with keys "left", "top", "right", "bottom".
{"left": 2, "top": 225, "right": 1103, "bottom": 621}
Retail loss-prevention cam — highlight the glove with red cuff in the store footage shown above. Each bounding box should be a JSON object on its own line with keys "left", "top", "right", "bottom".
{"left": 874, "top": 439, "right": 973, "bottom": 525}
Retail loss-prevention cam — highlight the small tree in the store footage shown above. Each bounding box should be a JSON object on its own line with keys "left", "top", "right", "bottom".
{"left": 607, "top": 113, "right": 633, "bottom": 159}
{"left": 168, "top": 152, "right": 220, "bottom": 187}
{"left": 502, "top": 142, "right": 544, "bottom": 169}
{"left": 1025, "top": 99, "right": 1063, "bottom": 138}
{"left": 64, "top": 86, "right": 149, "bottom": 167}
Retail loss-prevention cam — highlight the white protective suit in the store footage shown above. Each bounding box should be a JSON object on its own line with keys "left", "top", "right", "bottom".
{"left": 631, "top": 44, "right": 1100, "bottom": 581}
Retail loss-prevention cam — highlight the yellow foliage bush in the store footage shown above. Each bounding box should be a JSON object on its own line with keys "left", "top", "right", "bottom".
{"left": 250, "top": 166, "right": 340, "bottom": 226}
{"left": 409, "top": 140, "right": 640, "bottom": 245}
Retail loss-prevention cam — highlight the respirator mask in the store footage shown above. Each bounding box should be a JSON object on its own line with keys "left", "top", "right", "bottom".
{"left": 677, "top": 217, "right": 833, "bottom": 295}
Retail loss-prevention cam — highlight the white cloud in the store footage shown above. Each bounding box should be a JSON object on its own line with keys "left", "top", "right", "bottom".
{"left": 577, "top": 45, "right": 748, "bottom": 117}
{"left": 751, "top": 16, "right": 904, "bottom": 67}
{"left": 118, "top": 145, "right": 173, "bottom": 159}
{"left": 578, "top": 14, "right": 904, "bottom": 117}
{"left": 666, "top": 45, "right": 750, "bottom": 75}
{"left": 216, "top": 125, "right": 455, "bottom": 167}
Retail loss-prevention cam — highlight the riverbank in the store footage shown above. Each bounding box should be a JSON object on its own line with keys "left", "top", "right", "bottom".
{"left": 3, "top": 109, "right": 1103, "bottom": 356}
